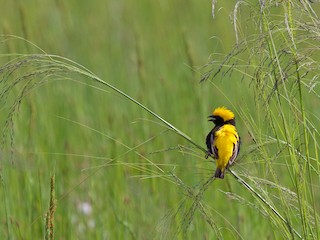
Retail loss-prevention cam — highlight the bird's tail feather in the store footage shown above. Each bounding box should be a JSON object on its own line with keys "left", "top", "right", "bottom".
{"left": 214, "top": 168, "right": 224, "bottom": 179}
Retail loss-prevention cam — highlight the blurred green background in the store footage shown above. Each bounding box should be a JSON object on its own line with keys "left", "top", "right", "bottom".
{"left": 0, "top": 0, "right": 308, "bottom": 239}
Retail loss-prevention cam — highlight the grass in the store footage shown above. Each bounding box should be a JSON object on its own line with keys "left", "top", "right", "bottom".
{"left": 203, "top": 0, "right": 320, "bottom": 238}
{"left": 45, "top": 173, "right": 56, "bottom": 240}
{"left": 1, "top": 0, "right": 320, "bottom": 239}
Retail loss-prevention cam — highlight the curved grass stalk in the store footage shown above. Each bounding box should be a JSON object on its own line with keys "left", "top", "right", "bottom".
{"left": 48, "top": 54, "right": 208, "bottom": 154}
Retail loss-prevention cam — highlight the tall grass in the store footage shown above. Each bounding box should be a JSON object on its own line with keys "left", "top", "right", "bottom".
{"left": 203, "top": 0, "right": 320, "bottom": 239}
{"left": 45, "top": 173, "right": 56, "bottom": 240}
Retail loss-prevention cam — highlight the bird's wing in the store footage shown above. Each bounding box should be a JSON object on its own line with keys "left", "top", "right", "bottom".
{"left": 229, "top": 136, "right": 240, "bottom": 165}
{"left": 206, "top": 130, "right": 213, "bottom": 153}
{"left": 206, "top": 128, "right": 219, "bottom": 159}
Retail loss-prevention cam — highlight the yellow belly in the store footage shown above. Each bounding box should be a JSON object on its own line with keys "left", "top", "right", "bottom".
{"left": 214, "top": 124, "right": 239, "bottom": 171}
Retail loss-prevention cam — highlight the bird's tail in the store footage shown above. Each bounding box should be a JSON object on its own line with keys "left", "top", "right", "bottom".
{"left": 214, "top": 168, "right": 225, "bottom": 179}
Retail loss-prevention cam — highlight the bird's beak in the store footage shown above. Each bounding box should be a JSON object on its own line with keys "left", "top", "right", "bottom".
{"left": 208, "top": 115, "right": 215, "bottom": 122}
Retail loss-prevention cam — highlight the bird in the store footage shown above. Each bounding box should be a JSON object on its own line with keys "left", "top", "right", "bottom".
{"left": 206, "top": 107, "right": 240, "bottom": 179}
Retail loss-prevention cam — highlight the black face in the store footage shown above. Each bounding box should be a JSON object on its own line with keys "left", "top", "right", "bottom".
{"left": 208, "top": 115, "right": 225, "bottom": 126}
{"left": 208, "top": 115, "right": 236, "bottom": 126}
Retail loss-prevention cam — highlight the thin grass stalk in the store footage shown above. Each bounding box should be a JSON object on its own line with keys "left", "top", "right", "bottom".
{"left": 1, "top": 177, "right": 12, "bottom": 239}
{"left": 259, "top": 7, "right": 299, "bottom": 238}
{"left": 171, "top": 173, "right": 222, "bottom": 239}
{"left": 313, "top": 130, "right": 320, "bottom": 239}
{"left": 294, "top": 38, "right": 311, "bottom": 240}
{"left": 228, "top": 169, "right": 302, "bottom": 239}
{"left": 285, "top": 1, "right": 313, "bottom": 237}
{"left": 50, "top": 56, "right": 208, "bottom": 154}
{"left": 45, "top": 173, "right": 56, "bottom": 240}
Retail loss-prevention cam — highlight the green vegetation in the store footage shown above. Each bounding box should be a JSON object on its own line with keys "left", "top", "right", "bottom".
{"left": 1, "top": 0, "right": 320, "bottom": 239}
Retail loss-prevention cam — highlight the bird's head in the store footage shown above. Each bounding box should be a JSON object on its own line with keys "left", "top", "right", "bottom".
{"left": 208, "top": 107, "right": 235, "bottom": 126}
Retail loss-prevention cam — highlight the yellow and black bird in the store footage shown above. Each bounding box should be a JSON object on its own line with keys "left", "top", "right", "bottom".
{"left": 206, "top": 107, "right": 240, "bottom": 179}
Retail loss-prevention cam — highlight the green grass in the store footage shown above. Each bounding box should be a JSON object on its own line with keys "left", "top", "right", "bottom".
{"left": 1, "top": 0, "right": 320, "bottom": 239}
{"left": 203, "top": 1, "right": 320, "bottom": 239}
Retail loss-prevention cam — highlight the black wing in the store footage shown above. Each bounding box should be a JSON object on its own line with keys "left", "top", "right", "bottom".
{"left": 205, "top": 127, "right": 219, "bottom": 159}
{"left": 229, "top": 136, "right": 241, "bottom": 166}
{"left": 206, "top": 130, "right": 213, "bottom": 153}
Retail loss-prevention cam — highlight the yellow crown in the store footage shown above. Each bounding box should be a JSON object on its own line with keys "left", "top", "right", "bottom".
{"left": 212, "top": 107, "right": 235, "bottom": 122}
